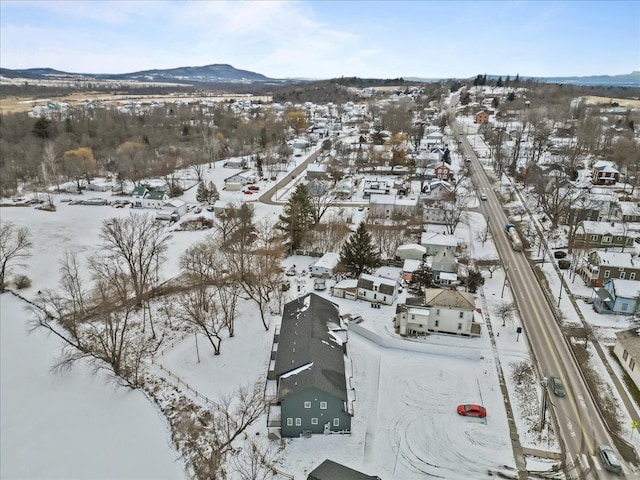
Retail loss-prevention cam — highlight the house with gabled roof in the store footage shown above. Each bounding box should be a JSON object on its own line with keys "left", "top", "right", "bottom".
{"left": 131, "top": 186, "right": 168, "bottom": 209}
{"left": 593, "top": 279, "right": 640, "bottom": 314}
{"left": 591, "top": 160, "right": 619, "bottom": 185}
{"left": 579, "top": 250, "right": 640, "bottom": 287}
{"left": 266, "top": 294, "right": 354, "bottom": 438}
{"left": 614, "top": 329, "right": 640, "bottom": 391}
{"left": 420, "top": 232, "right": 458, "bottom": 256}
{"left": 357, "top": 273, "right": 398, "bottom": 305}
{"left": 395, "top": 288, "right": 482, "bottom": 337}
{"left": 430, "top": 250, "right": 459, "bottom": 287}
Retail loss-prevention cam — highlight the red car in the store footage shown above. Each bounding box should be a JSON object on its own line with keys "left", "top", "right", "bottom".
{"left": 243, "top": 190, "right": 253, "bottom": 195}
{"left": 457, "top": 404, "right": 487, "bottom": 418}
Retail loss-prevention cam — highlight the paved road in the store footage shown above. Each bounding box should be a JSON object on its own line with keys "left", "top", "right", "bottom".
{"left": 452, "top": 120, "right": 629, "bottom": 479}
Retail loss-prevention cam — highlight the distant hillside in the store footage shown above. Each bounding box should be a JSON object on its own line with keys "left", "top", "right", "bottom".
{"left": 406, "top": 71, "right": 640, "bottom": 87}
{"left": 0, "top": 64, "right": 282, "bottom": 85}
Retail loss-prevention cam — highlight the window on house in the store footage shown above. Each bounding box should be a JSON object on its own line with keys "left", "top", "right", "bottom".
{"left": 333, "top": 418, "right": 340, "bottom": 427}
{"left": 631, "top": 273, "right": 636, "bottom": 280}
{"left": 374, "top": 293, "right": 377, "bottom": 299}
{"left": 311, "top": 418, "right": 318, "bottom": 425}
{"left": 304, "top": 401, "right": 311, "bottom": 409}
{"left": 617, "top": 236, "right": 622, "bottom": 241}
{"left": 320, "top": 402, "right": 327, "bottom": 410}
{"left": 623, "top": 350, "right": 629, "bottom": 361}
{"left": 622, "top": 303, "right": 629, "bottom": 311}
{"left": 603, "top": 236, "right": 611, "bottom": 244}
{"left": 435, "top": 320, "right": 439, "bottom": 327}
{"left": 286, "top": 418, "right": 293, "bottom": 426}
{"left": 411, "top": 314, "right": 415, "bottom": 320}
{"left": 590, "top": 235, "right": 598, "bottom": 241}
{"left": 631, "top": 360, "right": 636, "bottom": 371}
{"left": 457, "top": 323, "right": 462, "bottom": 330}
{"left": 459, "top": 312, "right": 464, "bottom": 319}
{"left": 436, "top": 309, "right": 440, "bottom": 316}
{"left": 604, "top": 270, "right": 610, "bottom": 278}
{"left": 620, "top": 272, "right": 626, "bottom": 279}
{"left": 295, "top": 418, "right": 301, "bottom": 426}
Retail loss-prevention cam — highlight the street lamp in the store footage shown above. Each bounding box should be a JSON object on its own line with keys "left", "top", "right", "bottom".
{"left": 557, "top": 272, "right": 565, "bottom": 307}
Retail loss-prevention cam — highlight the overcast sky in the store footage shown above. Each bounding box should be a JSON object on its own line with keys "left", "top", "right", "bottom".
{"left": 1, "top": 0, "right": 638, "bottom": 79}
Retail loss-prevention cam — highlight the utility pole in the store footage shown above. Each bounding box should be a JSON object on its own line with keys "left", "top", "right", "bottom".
{"left": 501, "top": 266, "right": 509, "bottom": 298}
{"left": 557, "top": 272, "right": 565, "bottom": 307}
{"left": 539, "top": 374, "right": 548, "bottom": 431}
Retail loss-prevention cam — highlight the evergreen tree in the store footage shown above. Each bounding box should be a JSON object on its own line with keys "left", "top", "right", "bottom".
{"left": 482, "top": 73, "right": 488, "bottom": 85}
{"left": 492, "top": 97, "right": 500, "bottom": 109}
{"left": 496, "top": 76, "right": 503, "bottom": 87}
{"left": 514, "top": 73, "right": 520, "bottom": 84}
{"left": 505, "top": 74, "right": 511, "bottom": 86}
{"left": 407, "top": 264, "right": 435, "bottom": 294}
{"left": 339, "top": 221, "right": 381, "bottom": 276}
{"left": 207, "top": 181, "right": 219, "bottom": 203}
{"left": 278, "top": 184, "right": 314, "bottom": 253}
{"left": 255, "top": 153, "right": 264, "bottom": 178}
{"left": 32, "top": 117, "right": 51, "bottom": 139}
{"left": 196, "top": 182, "right": 207, "bottom": 203}
{"left": 507, "top": 92, "right": 516, "bottom": 102}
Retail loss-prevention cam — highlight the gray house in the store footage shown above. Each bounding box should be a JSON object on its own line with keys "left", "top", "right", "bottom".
{"left": 267, "top": 294, "right": 354, "bottom": 438}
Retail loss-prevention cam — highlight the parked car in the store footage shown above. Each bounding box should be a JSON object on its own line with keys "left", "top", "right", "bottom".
{"left": 247, "top": 185, "right": 260, "bottom": 191}
{"left": 243, "top": 190, "right": 253, "bottom": 195}
{"left": 480, "top": 193, "right": 488, "bottom": 201}
{"left": 193, "top": 207, "right": 202, "bottom": 214}
{"left": 549, "top": 377, "right": 566, "bottom": 397}
{"left": 553, "top": 250, "right": 567, "bottom": 259}
{"left": 206, "top": 205, "right": 214, "bottom": 212}
{"left": 457, "top": 404, "right": 487, "bottom": 418}
{"left": 464, "top": 157, "right": 471, "bottom": 163}
{"left": 597, "top": 445, "right": 622, "bottom": 474}
{"left": 558, "top": 259, "right": 571, "bottom": 269}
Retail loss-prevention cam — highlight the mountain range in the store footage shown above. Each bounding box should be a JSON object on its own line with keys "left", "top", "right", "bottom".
{"left": 1, "top": 64, "right": 639, "bottom": 87}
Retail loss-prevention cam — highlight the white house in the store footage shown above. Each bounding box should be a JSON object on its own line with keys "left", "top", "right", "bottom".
{"left": 395, "top": 288, "right": 481, "bottom": 337}
{"left": 369, "top": 194, "right": 419, "bottom": 217}
{"left": 224, "top": 172, "right": 255, "bottom": 191}
{"left": 306, "top": 163, "right": 329, "bottom": 180}
{"left": 131, "top": 186, "right": 168, "bottom": 209}
{"left": 402, "top": 259, "right": 423, "bottom": 282}
{"left": 356, "top": 273, "right": 398, "bottom": 305}
{"left": 310, "top": 252, "right": 340, "bottom": 278}
{"left": 613, "top": 329, "right": 640, "bottom": 391}
{"left": 420, "top": 232, "right": 458, "bottom": 256}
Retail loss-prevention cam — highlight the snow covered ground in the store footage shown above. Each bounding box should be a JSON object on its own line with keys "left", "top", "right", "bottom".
{"left": 0, "top": 293, "right": 185, "bottom": 480}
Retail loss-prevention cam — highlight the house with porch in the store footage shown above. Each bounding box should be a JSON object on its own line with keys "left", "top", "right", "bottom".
{"left": 368, "top": 194, "right": 420, "bottom": 218}
{"left": 394, "top": 288, "right": 482, "bottom": 337}
{"left": 591, "top": 160, "right": 619, "bottom": 185}
{"left": 592, "top": 279, "right": 640, "bottom": 314}
{"left": 266, "top": 294, "right": 354, "bottom": 438}
{"left": 430, "top": 250, "right": 458, "bottom": 287}
{"left": 613, "top": 329, "right": 640, "bottom": 391}
{"left": 579, "top": 250, "right": 640, "bottom": 287}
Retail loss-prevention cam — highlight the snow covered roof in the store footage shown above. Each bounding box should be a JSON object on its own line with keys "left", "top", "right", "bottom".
{"left": 274, "top": 294, "right": 347, "bottom": 401}
{"left": 333, "top": 279, "right": 358, "bottom": 289}
{"left": 397, "top": 243, "right": 427, "bottom": 254}
{"left": 421, "top": 232, "right": 458, "bottom": 247}
{"left": 615, "top": 329, "right": 640, "bottom": 363}
{"left": 307, "top": 163, "right": 328, "bottom": 173}
{"left": 579, "top": 221, "right": 630, "bottom": 236}
{"left": 439, "top": 272, "right": 458, "bottom": 281}
{"left": 403, "top": 259, "right": 423, "bottom": 273}
{"left": 424, "top": 288, "right": 475, "bottom": 310}
{"left": 314, "top": 252, "right": 340, "bottom": 269}
{"left": 590, "top": 251, "right": 636, "bottom": 268}
{"left": 609, "top": 279, "right": 640, "bottom": 299}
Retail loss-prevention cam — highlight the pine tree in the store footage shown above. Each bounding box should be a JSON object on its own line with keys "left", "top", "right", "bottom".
{"left": 207, "top": 181, "right": 219, "bottom": 203}
{"left": 278, "top": 184, "right": 314, "bottom": 253}
{"left": 514, "top": 73, "right": 520, "bottom": 84}
{"left": 196, "top": 182, "right": 207, "bottom": 203}
{"left": 496, "top": 76, "right": 503, "bottom": 87}
{"left": 339, "top": 222, "right": 381, "bottom": 276}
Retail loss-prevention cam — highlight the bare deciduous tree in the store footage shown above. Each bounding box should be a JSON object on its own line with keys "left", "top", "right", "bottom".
{"left": 496, "top": 301, "right": 515, "bottom": 327}
{"left": 177, "top": 286, "right": 225, "bottom": 355}
{"left": 98, "top": 213, "right": 170, "bottom": 307}
{"left": 0, "top": 222, "right": 32, "bottom": 291}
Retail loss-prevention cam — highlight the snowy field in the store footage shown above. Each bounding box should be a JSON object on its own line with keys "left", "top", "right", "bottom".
{"left": 0, "top": 293, "right": 185, "bottom": 480}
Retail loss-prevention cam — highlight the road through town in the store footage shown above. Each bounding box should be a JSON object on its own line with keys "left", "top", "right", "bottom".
{"left": 453, "top": 119, "right": 628, "bottom": 479}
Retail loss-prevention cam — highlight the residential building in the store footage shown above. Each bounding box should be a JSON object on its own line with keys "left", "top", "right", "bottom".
{"left": 224, "top": 172, "right": 255, "bottom": 191}
{"left": 357, "top": 273, "right": 398, "bottom": 305}
{"left": 163, "top": 198, "right": 187, "bottom": 216}
{"left": 310, "top": 252, "right": 340, "bottom": 278}
{"left": 613, "top": 329, "right": 640, "bottom": 391}
{"left": 131, "top": 186, "right": 168, "bottom": 209}
{"left": 266, "top": 294, "right": 354, "bottom": 438}
{"left": 420, "top": 232, "right": 458, "bottom": 256}
{"left": 331, "top": 279, "right": 358, "bottom": 300}
{"left": 572, "top": 221, "right": 635, "bottom": 250}
{"left": 395, "top": 288, "right": 482, "bottom": 337}
{"left": 434, "top": 162, "right": 454, "bottom": 181}
{"left": 591, "top": 160, "right": 620, "bottom": 185}
{"left": 307, "top": 459, "right": 380, "bottom": 480}
{"left": 430, "top": 250, "right": 458, "bottom": 287}
{"left": 368, "top": 194, "right": 420, "bottom": 217}
{"left": 580, "top": 250, "right": 640, "bottom": 287}
{"left": 307, "top": 163, "right": 329, "bottom": 180}
{"left": 402, "top": 259, "right": 423, "bottom": 282}
{"left": 618, "top": 202, "right": 640, "bottom": 223}
{"left": 593, "top": 279, "right": 640, "bottom": 314}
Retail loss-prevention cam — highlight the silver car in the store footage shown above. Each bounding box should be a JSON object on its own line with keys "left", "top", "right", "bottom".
{"left": 597, "top": 445, "right": 622, "bottom": 474}
{"left": 549, "top": 377, "right": 566, "bottom": 397}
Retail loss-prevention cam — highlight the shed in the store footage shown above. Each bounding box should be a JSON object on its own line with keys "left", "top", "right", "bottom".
{"left": 402, "top": 259, "right": 423, "bottom": 282}
{"left": 310, "top": 252, "right": 340, "bottom": 278}
{"left": 396, "top": 243, "right": 427, "bottom": 260}
{"left": 164, "top": 198, "right": 187, "bottom": 216}
{"left": 331, "top": 279, "right": 358, "bottom": 300}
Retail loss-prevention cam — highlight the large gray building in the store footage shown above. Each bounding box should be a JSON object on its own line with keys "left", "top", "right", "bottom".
{"left": 267, "top": 294, "right": 354, "bottom": 438}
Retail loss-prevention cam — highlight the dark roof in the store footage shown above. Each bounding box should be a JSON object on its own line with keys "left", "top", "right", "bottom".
{"left": 274, "top": 294, "right": 347, "bottom": 402}
{"left": 307, "top": 459, "right": 380, "bottom": 480}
